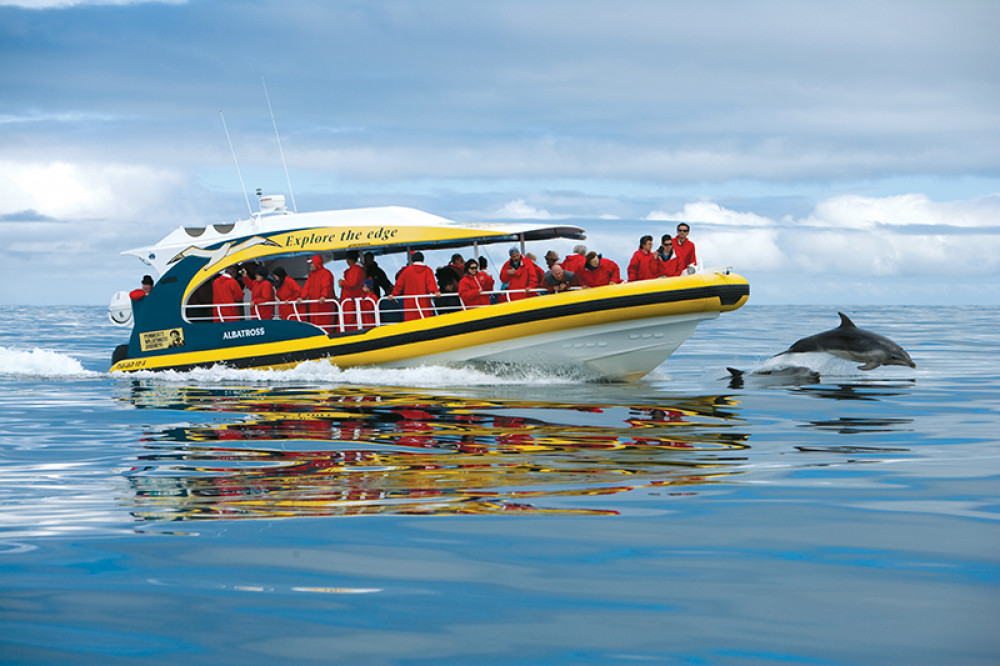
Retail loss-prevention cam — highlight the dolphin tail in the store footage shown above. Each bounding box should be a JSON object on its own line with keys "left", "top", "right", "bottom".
{"left": 838, "top": 312, "right": 857, "bottom": 328}
{"left": 726, "top": 367, "right": 745, "bottom": 388}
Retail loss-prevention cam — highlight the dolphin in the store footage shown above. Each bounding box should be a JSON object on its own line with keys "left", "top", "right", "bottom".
{"left": 775, "top": 312, "right": 915, "bottom": 371}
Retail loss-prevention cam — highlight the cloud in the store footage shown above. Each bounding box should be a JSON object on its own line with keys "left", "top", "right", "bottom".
{"left": 0, "top": 110, "right": 120, "bottom": 125}
{"left": 800, "top": 193, "right": 1000, "bottom": 230}
{"left": 631, "top": 194, "right": 1000, "bottom": 277}
{"left": 645, "top": 201, "right": 775, "bottom": 228}
{"left": 0, "top": 209, "right": 59, "bottom": 222}
{"left": 0, "top": 159, "right": 186, "bottom": 219}
{"left": 491, "top": 199, "right": 568, "bottom": 220}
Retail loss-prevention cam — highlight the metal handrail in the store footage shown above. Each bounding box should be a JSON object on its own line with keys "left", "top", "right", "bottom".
{"left": 185, "top": 285, "right": 587, "bottom": 333}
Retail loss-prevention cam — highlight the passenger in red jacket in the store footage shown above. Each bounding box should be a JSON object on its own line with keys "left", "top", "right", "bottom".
{"left": 476, "top": 256, "right": 496, "bottom": 294}
{"left": 447, "top": 253, "right": 467, "bottom": 278}
{"left": 130, "top": 275, "right": 154, "bottom": 301}
{"left": 527, "top": 253, "right": 545, "bottom": 290}
{"left": 339, "top": 250, "right": 367, "bottom": 330}
{"left": 212, "top": 267, "right": 245, "bottom": 322}
{"left": 628, "top": 235, "right": 660, "bottom": 282}
{"left": 249, "top": 267, "right": 276, "bottom": 320}
{"left": 500, "top": 248, "right": 538, "bottom": 301}
{"left": 655, "top": 234, "right": 682, "bottom": 278}
{"left": 298, "top": 254, "right": 337, "bottom": 331}
{"left": 561, "top": 245, "right": 588, "bottom": 274}
{"left": 358, "top": 280, "right": 378, "bottom": 329}
{"left": 672, "top": 223, "right": 697, "bottom": 273}
{"left": 579, "top": 252, "right": 623, "bottom": 288}
{"left": 458, "top": 259, "right": 490, "bottom": 308}
{"left": 390, "top": 251, "right": 440, "bottom": 321}
{"left": 272, "top": 267, "right": 303, "bottom": 321}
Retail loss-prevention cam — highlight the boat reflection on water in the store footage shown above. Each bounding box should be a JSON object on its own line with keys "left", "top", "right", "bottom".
{"left": 116, "top": 383, "right": 750, "bottom": 521}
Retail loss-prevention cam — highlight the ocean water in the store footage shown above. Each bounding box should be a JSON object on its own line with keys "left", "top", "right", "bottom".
{"left": 0, "top": 304, "right": 997, "bottom": 664}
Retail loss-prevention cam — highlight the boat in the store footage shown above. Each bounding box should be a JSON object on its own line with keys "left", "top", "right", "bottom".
{"left": 108, "top": 194, "right": 749, "bottom": 380}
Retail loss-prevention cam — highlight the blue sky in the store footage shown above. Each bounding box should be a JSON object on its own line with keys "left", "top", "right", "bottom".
{"left": 1, "top": 0, "right": 998, "bottom": 305}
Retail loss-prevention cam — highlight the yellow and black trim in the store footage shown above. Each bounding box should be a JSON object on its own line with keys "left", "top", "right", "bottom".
{"left": 111, "top": 273, "right": 748, "bottom": 373}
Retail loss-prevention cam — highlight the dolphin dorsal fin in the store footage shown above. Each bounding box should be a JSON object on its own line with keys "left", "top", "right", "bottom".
{"left": 838, "top": 312, "right": 856, "bottom": 328}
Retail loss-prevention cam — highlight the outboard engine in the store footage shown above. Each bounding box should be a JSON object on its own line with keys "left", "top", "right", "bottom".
{"left": 108, "top": 290, "right": 133, "bottom": 326}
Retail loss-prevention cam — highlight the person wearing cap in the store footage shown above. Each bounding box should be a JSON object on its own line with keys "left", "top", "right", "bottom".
{"left": 249, "top": 266, "right": 276, "bottom": 320}
{"left": 130, "top": 275, "right": 154, "bottom": 301}
{"left": 272, "top": 267, "right": 303, "bottom": 321}
{"left": 543, "top": 250, "right": 561, "bottom": 269}
{"left": 390, "top": 251, "right": 440, "bottom": 321}
{"left": 298, "top": 254, "right": 337, "bottom": 331}
{"left": 339, "top": 250, "right": 367, "bottom": 330}
{"left": 562, "top": 244, "right": 588, "bottom": 274}
{"left": 500, "top": 247, "right": 538, "bottom": 301}
{"left": 212, "top": 266, "right": 245, "bottom": 322}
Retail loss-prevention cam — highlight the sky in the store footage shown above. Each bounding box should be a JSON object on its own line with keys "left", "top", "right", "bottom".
{"left": 1, "top": 0, "right": 998, "bottom": 305}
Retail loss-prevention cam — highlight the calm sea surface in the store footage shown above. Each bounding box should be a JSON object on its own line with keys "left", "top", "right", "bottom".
{"left": 1, "top": 304, "right": 997, "bottom": 664}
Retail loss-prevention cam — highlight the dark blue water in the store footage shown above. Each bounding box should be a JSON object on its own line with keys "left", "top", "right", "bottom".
{"left": 1, "top": 305, "right": 997, "bottom": 664}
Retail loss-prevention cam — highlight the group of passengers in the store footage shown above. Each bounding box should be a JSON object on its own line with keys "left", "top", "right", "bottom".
{"left": 627, "top": 223, "right": 697, "bottom": 281}
{"left": 144, "top": 223, "right": 696, "bottom": 330}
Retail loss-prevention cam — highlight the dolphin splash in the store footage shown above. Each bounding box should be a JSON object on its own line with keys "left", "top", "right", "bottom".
{"left": 775, "top": 312, "right": 915, "bottom": 371}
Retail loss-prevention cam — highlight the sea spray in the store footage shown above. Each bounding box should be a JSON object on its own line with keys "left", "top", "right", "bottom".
{"left": 0, "top": 346, "right": 99, "bottom": 378}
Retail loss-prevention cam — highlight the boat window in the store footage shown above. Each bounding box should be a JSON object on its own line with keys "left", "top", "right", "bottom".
{"left": 184, "top": 227, "right": 206, "bottom": 237}
{"left": 213, "top": 223, "right": 235, "bottom": 234}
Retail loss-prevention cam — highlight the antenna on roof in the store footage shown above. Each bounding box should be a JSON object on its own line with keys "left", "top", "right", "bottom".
{"left": 219, "top": 109, "right": 253, "bottom": 218}
{"left": 262, "top": 76, "right": 298, "bottom": 213}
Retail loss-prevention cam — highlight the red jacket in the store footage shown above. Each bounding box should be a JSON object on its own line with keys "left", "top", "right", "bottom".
{"left": 673, "top": 239, "right": 696, "bottom": 273}
{"left": 338, "top": 263, "right": 367, "bottom": 329}
{"left": 392, "top": 263, "right": 439, "bottom": 320}
{"left": 562, "top": 253, "right": 586, "bottom": 274}
{"left": 212, "top": 274, "right": 245, "bottom": 322}
{"left": 655, "top": 249, "right": 682, "bottom": 278}
{"left": 579, "top": 258, "right": 622, "bottom": 287}
{"left": 340, "top": 263, "right": 366, "bottom": 299}
{"left": 476, "top": 271, "right": 495, "bottom": 293}
{"left": 628, "top": 250, "right": 659, "bottom": 281}
{"left": 250, "top": 279, "right": 275, "bottom": 319}
{"left": 302, "top": 257, "right": 336, "bottom": 329}
{"left": 275, "top": 276, "right": 302, "bottom": 321}
{"left": 458, "top": 274, "right": 490, "bottom": 308}
{"left": 358, "top": 294, "right": 378, "bottom": 329}
{"left": 500, "top": 256, "right": 538, "bottom": 301}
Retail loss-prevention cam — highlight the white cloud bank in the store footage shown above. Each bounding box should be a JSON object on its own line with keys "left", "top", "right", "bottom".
{"left": 0, "top": 159, "right": 184, "bottom": 219}
{"left": 638, "top": 193, "right": 1000, "bottom": 279}
{"left": 0, "top": 155, "right": 996, "bottom": 305}
{"left": 492, "top": 199, "right": 569, "bottom": 221}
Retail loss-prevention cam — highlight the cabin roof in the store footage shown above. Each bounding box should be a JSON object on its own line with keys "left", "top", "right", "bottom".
{"left": 123, "top": 205, "right": 586, "bottom": 276}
